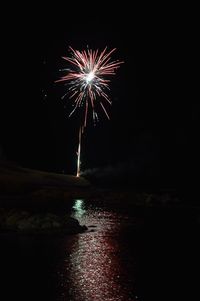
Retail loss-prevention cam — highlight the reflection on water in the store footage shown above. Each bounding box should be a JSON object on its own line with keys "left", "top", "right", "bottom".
{"left": 0, "top": 199, "right": 140, "bottom": 301}
{"left": 1, "top": 199, "right": 198, "bottom": 300}
{"left": 72, "top": 199, "right": 86, "bottom": 218}
{"left": 60, "top": 199, "right": 137, "bottom": 301}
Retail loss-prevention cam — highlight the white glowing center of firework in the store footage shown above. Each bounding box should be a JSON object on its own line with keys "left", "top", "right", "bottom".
{"left": 85, "top": 71, "right": 95, "bottom": 83}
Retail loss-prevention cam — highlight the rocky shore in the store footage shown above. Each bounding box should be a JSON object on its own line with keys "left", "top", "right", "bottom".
{"left": 0, "top": 209, "right": 87, "bottom": 235}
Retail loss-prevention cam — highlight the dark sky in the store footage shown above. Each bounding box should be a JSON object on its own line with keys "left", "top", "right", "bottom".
{"left": 0, "top": 5, "right": 199, "bottom": 188}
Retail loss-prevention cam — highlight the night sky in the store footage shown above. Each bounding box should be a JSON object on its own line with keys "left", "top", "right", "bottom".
{"left": 0, "top": 6, "right": 199, "bottom": 190}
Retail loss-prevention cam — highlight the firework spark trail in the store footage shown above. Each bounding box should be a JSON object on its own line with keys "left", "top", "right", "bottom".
{"left": 55, "top": 46, "right": 123, "bottom": 130}
{"left": 76, "top": 126, "right": 82, "bottom": 177}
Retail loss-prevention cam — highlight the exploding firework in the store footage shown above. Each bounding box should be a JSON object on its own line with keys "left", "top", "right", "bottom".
{"left": 55, "top": 46, "right": 123, "bottom": 176}
{"left": 56, "top": 46, "right": 123, "bottom": 129}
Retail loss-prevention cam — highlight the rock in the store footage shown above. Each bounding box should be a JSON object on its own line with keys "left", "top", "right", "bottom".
{"left": 6, "top": 211, "right": 29, "bottom": 229}
{"left": 0, "top": 209, "right": 87, "bottom": 235}
{"left": 52, "top": 221, "right": 61, "bottom": 228}
{"left": 40, "top": 221, "right": 52, "bottom": 230}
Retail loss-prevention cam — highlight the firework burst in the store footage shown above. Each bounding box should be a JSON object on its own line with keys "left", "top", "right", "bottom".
{"left": 55, "top": 46, "right": 123, "bottom": 129}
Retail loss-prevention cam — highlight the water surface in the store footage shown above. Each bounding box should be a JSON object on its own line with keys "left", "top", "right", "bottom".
{"left": 1, "top": 199, "right": 198, "bottom": 300}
